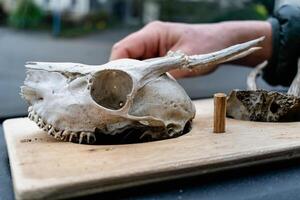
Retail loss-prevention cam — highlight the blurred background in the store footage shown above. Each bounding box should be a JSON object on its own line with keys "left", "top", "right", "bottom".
{"left": 0, "top": 0, "right": 284, "bottom": 120}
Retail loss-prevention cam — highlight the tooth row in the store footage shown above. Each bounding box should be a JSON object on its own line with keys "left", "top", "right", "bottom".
{"left": 27, "top": 109, "right": 96, "bottom": 144}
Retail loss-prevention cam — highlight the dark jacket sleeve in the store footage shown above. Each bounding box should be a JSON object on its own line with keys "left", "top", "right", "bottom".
{"left": 262, "top": 3, "right": 300, "bottom": 86}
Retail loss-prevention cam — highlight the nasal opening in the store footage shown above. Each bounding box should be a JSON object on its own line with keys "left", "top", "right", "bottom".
{"left": 91, "top": 70, "right": 133, "bottom": 110}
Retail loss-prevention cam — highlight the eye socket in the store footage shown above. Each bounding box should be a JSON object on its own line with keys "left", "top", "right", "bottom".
{"left": 270, "top": 102, "right": 280, "bottom": 113}
{"left": 90, "top": 70, "right": 133, "bottom": 110}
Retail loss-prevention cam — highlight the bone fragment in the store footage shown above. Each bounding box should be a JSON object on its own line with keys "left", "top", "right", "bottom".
{"left": 247, "top": 61, "right": 268, "bottom": 90}
{"left": 287, "top": 59, "right": 300, "bottom": 96}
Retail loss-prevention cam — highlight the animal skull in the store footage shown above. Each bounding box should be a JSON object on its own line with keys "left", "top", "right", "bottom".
{"left": 227, "top": 59, "right": 300, "bottom": 122}
{"left": 21, "top": 37, "right": 263, "bottom": 144}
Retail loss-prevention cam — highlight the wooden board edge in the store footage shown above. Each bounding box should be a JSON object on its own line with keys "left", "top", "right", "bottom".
{"left": 15, "top": 147, "right": 300, "bottom": 200}
{"left": 3, "top": 119, "right": 21, "bottom": 200}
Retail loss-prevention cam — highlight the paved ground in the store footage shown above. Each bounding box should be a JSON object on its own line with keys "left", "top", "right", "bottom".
{"left": 0, "top": 27, "right": 286, "bottom": 119}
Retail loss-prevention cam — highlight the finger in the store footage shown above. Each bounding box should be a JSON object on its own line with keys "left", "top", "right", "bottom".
{"left": 109, "top": 42, "right": 131, "bottom": 60}
{"left": 110, "top": 21, "right": 173, "bottom": 60}
{"left": 110, "top": 31, "right": 146, "bottom": 60}
{"left": 169, "top": 69, "right": 192, "bottom": 79}
{"left": 169, "top": 64, "right": 218, "bottom": 79}
{"left": 110, "top": 28, "right": 161, "bottom": 60}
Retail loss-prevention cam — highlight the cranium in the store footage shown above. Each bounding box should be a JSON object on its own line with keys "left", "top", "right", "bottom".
{"left": 227, "top": 59, "right": 300, "bottom": 122}
{"left": 21, "top": 37, "right": 263, "bottom": 144}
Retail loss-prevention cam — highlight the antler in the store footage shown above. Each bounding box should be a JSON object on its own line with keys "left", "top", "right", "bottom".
{"left": 246, "top": 60, "right": 268, "bottom": 90}
{"left": 143, "top": 37, "right": 264, "bottom": 79}
{"left": 287, "top": 59, "right": 300, "bottom": 96}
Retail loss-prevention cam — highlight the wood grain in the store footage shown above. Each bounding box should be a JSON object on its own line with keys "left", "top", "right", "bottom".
{"left": 4, "top": 99, "right": 300, "bottom": 200}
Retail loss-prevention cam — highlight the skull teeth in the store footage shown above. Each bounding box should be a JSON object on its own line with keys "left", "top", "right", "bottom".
{"left": 28, "top": 110, "right": 35, "bottom": 120}
{"left": 48, "top": 127, "right": 55, "bottom": 136}
{"left": 69, "top": 132, "right": 79, "bottom": 143}
{"left": 43, "top": 124, "right": 51, "bottom": 132}
{"left": 33, "top": 114, "right": 39, "bottom": 123}
{"left": 61, "top": 130, "right": 71, "bottom": 141}
{"left": 54, "top": 131, "right": 63, "bottom": 139}
{"left": 28, "top": 112, "right": 33, "bottom": 119}
{"left": 87, "top": 132, "right": 96, "bottom": 144}
{"left": 37, "top": 118, "right": 45, "bottom": 128}
{"left": 28, "top": 106, "right": 33, "bottom": 112}
{"left": 27, "top": 108, "right": 96, "bottom": 144}
{"left": 79, "top": 132, "right": 96, "bottom": 144}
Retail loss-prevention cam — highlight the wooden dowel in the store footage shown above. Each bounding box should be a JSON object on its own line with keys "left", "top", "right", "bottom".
{"left": 213, "top": 93, "right": 227, "bottom": 133}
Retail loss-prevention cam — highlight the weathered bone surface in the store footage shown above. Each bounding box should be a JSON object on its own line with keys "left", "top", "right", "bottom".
{"left": 227, "top": 59, "right": 300, "bottom": 122}
{"left": 21, "top": 37, "right": 263, "bottom": 144}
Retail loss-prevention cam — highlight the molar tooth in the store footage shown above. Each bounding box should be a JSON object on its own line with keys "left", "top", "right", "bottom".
{"left": 69, "top": 132, "right": 78, "bottom": 143}
{"left": 28, "top": 111, "right": 35, "bottom": 120}
{"left": 87, "top": 132, "right": 96, "bottom": 144}
{"left": 44, "top": 124, "right": 52, "bottom": 132}
{"left": 43, "top": 125, "right": 49, "bottom": 132}
{"left": 78, "top": 132, "right": 96, "bottom": 144}
{"left": 79, "top": 132, "right": 85, "bottom": 144}
{"left": 48, "top": 127, "right": 55, "bottom": 136}
{"left": 62, "top": 130, "right": 71, "bottom": 136}
{"left": 62, "top": 130, "right": 71, "bottom": 141}
{"left": 54, "top": 131, "right": 63, "bottom": 139}
{"left": 69, "top": 134, "right": 74, "bottom": 142}
{"left": 30, "top": 115, "right": 35, "bottom": 121}
{"left": 33, "top": 114, "right": 39, "bottom": 123}
{"left": 42, "top": 123, "right": 50, "bottom": 131}
{"left": 28, "top": 106, "right": 33, "bottom": 112}
{"left": 37, "top": 119, "right": 45, "bottom": 128}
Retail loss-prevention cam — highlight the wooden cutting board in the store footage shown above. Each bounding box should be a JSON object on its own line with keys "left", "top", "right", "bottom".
{"left": 4, "top": 99, "right": 300, "bottom": 200}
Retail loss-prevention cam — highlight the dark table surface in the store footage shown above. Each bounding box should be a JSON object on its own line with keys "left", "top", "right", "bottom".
{"left": 2, "top": 123, "right": 300, "bottom": 200}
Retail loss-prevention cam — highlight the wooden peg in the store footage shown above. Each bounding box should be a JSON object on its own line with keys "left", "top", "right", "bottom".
{"left": 213, "top": 93, "right": 227, "bottom": 133}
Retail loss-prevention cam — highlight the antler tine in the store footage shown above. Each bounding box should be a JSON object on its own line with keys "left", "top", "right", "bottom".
{"left": 186, "top": 36, "right": 265, "bottom": 69}
{"left": 247, "top": 61, "right": 268, "bottom": 90}
{"left": 287, "top": 59, "right": 300, "bottom": 96}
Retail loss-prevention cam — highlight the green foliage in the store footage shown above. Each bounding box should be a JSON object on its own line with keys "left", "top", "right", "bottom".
{"left": 59, "top": 10, "right": 109, "bottom": 38}
{"left": 213, "top": 3, "right": 268, "bottom": 22}
{"left": 160, "top": 1, "right": 269, "bottom": 23}
{"left": 8, "top": 0, "right": 44, "bottom": 29}
{"left": 254, "top": 4, "right": 268, "bottom": 17}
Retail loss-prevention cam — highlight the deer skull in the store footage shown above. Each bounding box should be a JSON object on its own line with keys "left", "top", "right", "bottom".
{"left": 21, "top": 37, "right": 263, "bottom": 144}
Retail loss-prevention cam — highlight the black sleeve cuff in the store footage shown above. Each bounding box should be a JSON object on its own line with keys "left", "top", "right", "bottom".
{"left": 262, "top": 4, "right": 300, "bottom": 86}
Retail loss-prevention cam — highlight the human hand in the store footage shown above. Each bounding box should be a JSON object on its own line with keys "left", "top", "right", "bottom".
{"left": 110, "top": 21, "right": 272, "bottom": 78}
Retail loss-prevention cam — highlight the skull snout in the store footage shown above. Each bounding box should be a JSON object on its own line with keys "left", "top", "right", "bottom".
{"left": 90, "top": 69, "right": 133, "bottom": 110}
